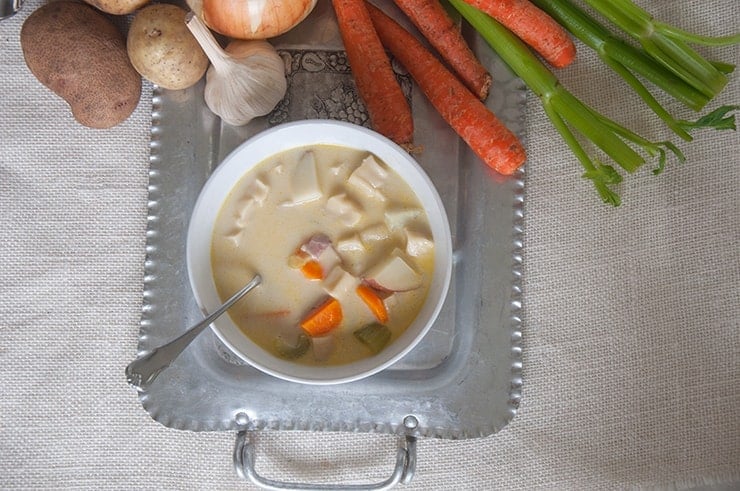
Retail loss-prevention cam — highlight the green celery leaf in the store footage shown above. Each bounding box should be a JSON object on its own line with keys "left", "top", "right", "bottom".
{"left": 679, "top": 105, "right": 739, "bottom": 132}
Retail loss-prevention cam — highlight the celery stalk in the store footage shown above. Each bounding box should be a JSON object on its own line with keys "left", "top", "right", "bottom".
{"left": 448, "top": 0, "right": 686, "bottom": 206}
{"left": 580, "top": 0, "right": 737, "bottom": 98}
{"left": 532, "top": 0, "right": 737, "bottom": 141}
{"left": 654, "top": 22, "right": 740, "bottom": 47}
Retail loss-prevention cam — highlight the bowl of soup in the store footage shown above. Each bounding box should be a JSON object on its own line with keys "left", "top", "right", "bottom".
{"left": 186, "top": 120, "right": 452, "bottom": 384}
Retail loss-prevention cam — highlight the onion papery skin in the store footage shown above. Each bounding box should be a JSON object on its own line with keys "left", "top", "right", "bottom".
{"left": 200, "top": 0, "right": 318, "bottom": 39}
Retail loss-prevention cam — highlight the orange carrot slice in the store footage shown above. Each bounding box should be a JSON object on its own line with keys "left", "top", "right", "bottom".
{"left": 356, "top": 284, "right": 389, "bottom": 323}
{"left": 300, "top": 260, "right": 323, "bottom": 280}
{"left": 300, "top": 297, "right": 343, "bottom": 337}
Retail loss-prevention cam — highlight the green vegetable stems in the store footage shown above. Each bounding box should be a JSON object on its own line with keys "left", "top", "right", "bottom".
{"left": 448, "top": 0, "right": 739, "bottom": 206}
{"left": 580, "top": 0, "right": 738, "bottom": 98}
{"left": 533, "top": 0, "right": 737, "bottom": 140}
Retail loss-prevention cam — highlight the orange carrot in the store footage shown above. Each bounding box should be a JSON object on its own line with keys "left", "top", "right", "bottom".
{"left": 356, "top": 284, "right": 389, "bottom": 323}
{"left": 391, "top": 0, "right": 492, "bottom": 100}
{"left": 461, "top": 0, "right": 575, "bottom": 68}
{"left": 300, "top": 260, "right": 323, "bottom": 280}
{"left": 300, "top": 297, "right": 343, "bottom": 336}
{"left": 366, "top": 3, "right": 526, "bottom": 175}
{"left": 332, "top": 0, "right": 414, "bottom": 145}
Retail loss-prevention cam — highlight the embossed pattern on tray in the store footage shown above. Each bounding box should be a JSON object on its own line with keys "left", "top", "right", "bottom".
{"left": 136, "top": 0, "right": 525, "bottom": 439}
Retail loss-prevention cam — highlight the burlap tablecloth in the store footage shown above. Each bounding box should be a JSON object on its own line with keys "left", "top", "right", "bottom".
{"left": 1, "top": 0, "right": 738, "bottom": 489}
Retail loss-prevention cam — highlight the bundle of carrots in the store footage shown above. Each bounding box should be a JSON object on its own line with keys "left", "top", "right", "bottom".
{"left": 331, "top": 0, "right": 575, "bottom": 177}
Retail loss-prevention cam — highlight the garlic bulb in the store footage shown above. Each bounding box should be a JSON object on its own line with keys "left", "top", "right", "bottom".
{"left": 186, "top": 12, "right": 287, "bottom": 126}
{"left": 187, "top": 0, "right": 317, "bottom": 40}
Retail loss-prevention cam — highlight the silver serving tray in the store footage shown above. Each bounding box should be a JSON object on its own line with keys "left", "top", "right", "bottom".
{"left": 135, "top": 0, "right": 524, "bottom": 485}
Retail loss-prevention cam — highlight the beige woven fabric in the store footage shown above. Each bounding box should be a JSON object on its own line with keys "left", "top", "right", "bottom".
{"left": 1, "top": 0, "right": 738, "bottom": 489}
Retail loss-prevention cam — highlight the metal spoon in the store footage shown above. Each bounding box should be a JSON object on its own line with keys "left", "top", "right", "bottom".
{"left": 126, "top": 274, "right": 262, "bottom": 392}
{"left": 0, "top": 0, "right": 22, "bottom": 20}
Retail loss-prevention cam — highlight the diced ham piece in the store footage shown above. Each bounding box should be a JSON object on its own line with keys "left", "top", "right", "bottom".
{"left": 364, "top": 250, "right": 422, "bottom": 292}
{"left": 300, "top": 234, "right": 332, "bottom": 259}
{"left": 299, "top": 234, "right": 341, "bottom": 275}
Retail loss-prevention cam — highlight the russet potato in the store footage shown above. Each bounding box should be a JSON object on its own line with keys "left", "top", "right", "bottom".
{"left": 20, "top": 1, "right": 141, "bottom": 129}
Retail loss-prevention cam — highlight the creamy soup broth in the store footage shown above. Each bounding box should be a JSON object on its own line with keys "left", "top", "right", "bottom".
{"left": 211, "top": 144, "right": 435, "bottom": 366}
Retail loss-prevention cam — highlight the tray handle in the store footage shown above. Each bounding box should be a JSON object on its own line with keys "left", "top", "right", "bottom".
{"left": 233, "top": 418, "right": 418, "bottom": 490}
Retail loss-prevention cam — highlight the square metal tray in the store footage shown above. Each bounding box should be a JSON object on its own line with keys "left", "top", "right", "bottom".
{"left": 135, "top": 0, "right": 524, "bottom": 441}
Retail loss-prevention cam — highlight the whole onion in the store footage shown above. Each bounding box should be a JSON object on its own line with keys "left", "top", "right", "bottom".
{"left": 187, "top": 0, "right": 318, "bottom": 40}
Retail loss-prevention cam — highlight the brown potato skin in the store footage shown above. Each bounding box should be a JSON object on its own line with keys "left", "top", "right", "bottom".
{"left": 20, "top": 1, "right": 141, "bottom": 129}
{"left": 83, "top": 0, "right": 149, "bottom": 16}
{"left": 127, "top": 4, "right": 209, "bottom": 90}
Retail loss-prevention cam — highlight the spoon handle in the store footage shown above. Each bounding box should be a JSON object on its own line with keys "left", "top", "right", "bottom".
{"left": 126, "top": 274, "right": 262, "bottom": 392}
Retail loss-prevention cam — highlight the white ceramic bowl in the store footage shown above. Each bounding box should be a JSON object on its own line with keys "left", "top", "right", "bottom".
{"left": 186, "top": 120, "right": 452, "bottom": 385}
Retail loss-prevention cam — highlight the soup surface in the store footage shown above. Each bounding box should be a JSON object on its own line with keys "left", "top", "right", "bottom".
{"left": 211, "top": 144, "right": 435, "bottom": 366}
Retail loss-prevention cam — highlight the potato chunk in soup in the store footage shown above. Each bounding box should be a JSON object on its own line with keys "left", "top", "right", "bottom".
{"left": 211, "top": 144, "right": 435, "bottom": 366}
